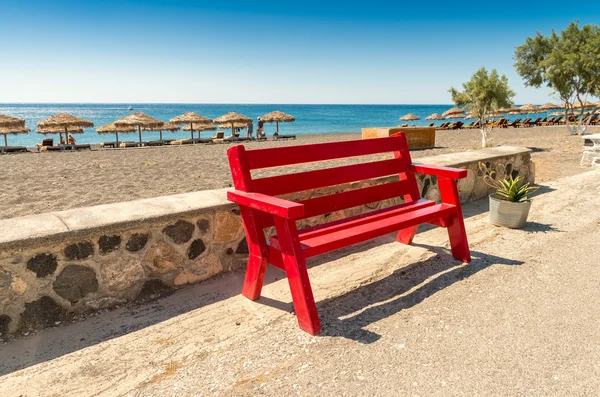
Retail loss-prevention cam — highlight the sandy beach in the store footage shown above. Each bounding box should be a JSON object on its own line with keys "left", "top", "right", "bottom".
{"left": 0, "top": 125, "right": 596, "bottom": 220}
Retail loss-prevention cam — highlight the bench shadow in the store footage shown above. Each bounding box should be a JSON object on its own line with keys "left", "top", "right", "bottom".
{"left": 317, "top": 245, "right": 523, "bottom": 343}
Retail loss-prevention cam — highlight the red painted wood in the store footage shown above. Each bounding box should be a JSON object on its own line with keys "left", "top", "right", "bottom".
{"left": 239, "top": 206, "right": 269, "bottom": 300}
{"left": 438, "top": 177, "right": 471, "bottom": 262}
{"left": 226, "top": 133, "right": 472, "bottom": 335}
{"left": 227, "top": 145, "right": 254, "bottom": 192}
{"left": 392, "top": 133, "right": 422, "bottom": 244}
{"left": 252, "top": 158, "right": 407, "bottom": 196}
{"left": 271, "top": 204, "right": 457, "bottom": 258}
{"left": 294, "top": 180, "right": 410, "bottom": 220}
{"left": 297, "top": 199, "right": 435, "bottom": 241}
{"left": 273, "top": 217, "right": 321, "bottom": 335}
{"left": 245, "top": 136, "right": 404, "bottom": 170}
{"left": 410, "top": 163, "right": 468, "bottom": 179}
{"left": 227, "top": 191, "right": 304, "bottom": 219}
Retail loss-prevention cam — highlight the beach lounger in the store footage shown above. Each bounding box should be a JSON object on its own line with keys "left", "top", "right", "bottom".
{"left": 428, "top": 122, "right": 435, "bottom": 127}
{"left": 0, "top": 146, "right": 28, "bottom": 154}
{"left": 146, "top": 140, "right": 165, "bottom": 146}
{"left": 74, "top": 144, "right": 91, "bottom": 150}
{"left": 100, "top": 142, "right": 119, "bottom": 148}
{"left": 273, "top": 134, "right": 297, "bottom": 140}
{"left": 119, "top": 141, "right": 137, "bottom": 148}
{"left": 462, "top": 122, "right": 475, "bottom": 129}
{"left": 517, "top": 118, "right": 531, "bottom": 127}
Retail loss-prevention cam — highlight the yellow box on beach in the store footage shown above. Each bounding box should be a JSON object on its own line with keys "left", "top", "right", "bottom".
{"left": 361, "top": 127, "right": 436, "bottom": 149}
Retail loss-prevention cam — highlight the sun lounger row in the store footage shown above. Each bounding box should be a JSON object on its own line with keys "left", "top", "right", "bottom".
{"left": 426, "top": 113, "right": 600, "bottom": 130}
{"left": 98, "top": 131, "right": 297, "bottom": 149}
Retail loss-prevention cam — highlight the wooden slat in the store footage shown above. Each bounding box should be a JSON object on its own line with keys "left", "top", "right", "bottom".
{"left": 299, "top": 180, "right": 409, "bottom": 219}
{"left": 252, "top": 158, "right": 407, "bottom": 196}
{"left": 271, "top": 204, "right": 457, "bottom": 258}
{"left": 245, "top": 137, "right": 404, "bottom": 170}
{"left": 297, "top": 199, "right": 436, "bottom": 240}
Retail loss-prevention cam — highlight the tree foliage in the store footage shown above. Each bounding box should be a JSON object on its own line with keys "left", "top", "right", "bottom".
{"left": 514, "top": 22, "right": 600, "bottom": 135}
{"left": 449, "top": 67, "right": 515, "bottom": 147}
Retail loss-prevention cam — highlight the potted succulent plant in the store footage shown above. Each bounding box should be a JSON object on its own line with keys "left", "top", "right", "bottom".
{"left": 479, "top": 162, "right": 539, "bottom": 228}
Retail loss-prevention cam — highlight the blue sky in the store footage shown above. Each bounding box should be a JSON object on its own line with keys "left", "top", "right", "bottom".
{"left": 1, "top": 0, "right": 598, "bottom": 104}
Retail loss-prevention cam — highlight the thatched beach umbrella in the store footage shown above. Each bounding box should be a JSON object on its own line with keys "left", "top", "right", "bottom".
{"left": 213, "top": 112, "right": 253, "bottom": 137}
{"left": 519, "top": 104, "right": 538, "bottom": 114}
{"left": 183, "top": 123, "right": 216, "bottom": 137}
{"left": 114, "top": 113, "right": 164, "bottom": 144}
{"left": 399, "top": 113, "right": 420, "bottom": 121}
{"left": 37, "top": 113, "right": 93, "bottom": 144}
{"left": 0, "top": 114, "right": 26, "bottom": 129}
{"left": 96, "top": 122, "right": 136, "bottom": 144}
{"left": 446, "top": 112, "right": 465, "bottom": 119}
{"left": 539, "top": 102, "right": 561, "bottom": 111}
{"left": 0, "top": 125, "right": 30, "bottom": 146}
{"left": 425, "top": 113, "right": 445, "bottom": 120}
{"left": 442, "top": 107, "right": 464, "bottom": 117}
{"left": 170, "top": 112, "right": 213, "bottom": 140}
{"left": 144, "top": 122, "right": 180, "bottom": 141}
{"left": 260, "top": 111, "right": 295, "bottom": 134}
{"left": 37, "top": 125, "right": 85, "bottom": 144}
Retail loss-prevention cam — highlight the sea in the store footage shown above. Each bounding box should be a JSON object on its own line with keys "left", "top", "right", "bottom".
{"left": 0, "top": 103, "right": 527, "bottom": 147}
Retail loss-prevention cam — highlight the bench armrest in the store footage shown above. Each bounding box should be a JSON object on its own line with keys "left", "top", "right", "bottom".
{"left": 227, "top": 190, "right": 305, "bottom": 219}
{"left": 409, "top": 163, "right": 468, "bottom": 179}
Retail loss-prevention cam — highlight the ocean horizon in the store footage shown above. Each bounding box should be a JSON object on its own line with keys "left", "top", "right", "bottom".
{"left": 0, "top": 103, "right": 536, "bottom": 147}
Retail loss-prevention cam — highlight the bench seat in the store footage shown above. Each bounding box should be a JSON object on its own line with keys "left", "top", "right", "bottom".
{"left": 270, "top": 199, "right": 450, "bottom": 258}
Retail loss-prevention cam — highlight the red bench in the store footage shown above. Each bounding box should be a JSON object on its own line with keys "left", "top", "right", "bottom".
{"left": 227, "top": 133, "right": 471, "bottom": 335}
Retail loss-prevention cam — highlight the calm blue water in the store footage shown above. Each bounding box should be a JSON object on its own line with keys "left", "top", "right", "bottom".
{"left": 0, "top": 103, "right": 532, "bottom": 147}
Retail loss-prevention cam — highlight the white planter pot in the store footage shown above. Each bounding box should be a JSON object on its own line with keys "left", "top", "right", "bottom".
{"left": 489, "top": 194, "right": 532, "bottom": 229}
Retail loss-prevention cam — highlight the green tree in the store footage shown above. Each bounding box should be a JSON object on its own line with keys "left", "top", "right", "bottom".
{"left": 449, "top": 68, "right": 515, "bottom": 148}
{"left": 514, "top": 22, "right": 600, "bottom": 135}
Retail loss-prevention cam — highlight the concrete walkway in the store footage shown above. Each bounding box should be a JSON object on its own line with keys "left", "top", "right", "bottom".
{"left": 1, "top": 170, "right": 599, "bottom": 396}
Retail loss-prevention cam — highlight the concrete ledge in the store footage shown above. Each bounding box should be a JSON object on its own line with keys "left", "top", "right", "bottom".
{"left": 0, "top": 188, "right": 233, "bottom": 251}
{"left": 415, "top": 146, "right": 532, "bottom": 167}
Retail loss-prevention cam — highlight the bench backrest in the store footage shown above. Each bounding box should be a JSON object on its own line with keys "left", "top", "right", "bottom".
{"left": 227, "top": 133, "right": 421, "bottom": 226}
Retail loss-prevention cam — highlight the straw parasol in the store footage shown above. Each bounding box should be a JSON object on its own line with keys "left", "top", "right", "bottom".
{"left": 37, "top": 113, "right": 94, "bottom": 144}
{"left": 548, "top": 111, "right": 563, "bottom": 117}
{"left": 213, "top": 112, "right": 253, "bottom": 137}
{"left": 170, "top": 112, "right": 213, "bottom": 140}
{"left": 425, "top": 113, "right": 445, "bottom": 120}
{"left": 519, "top": 104, "right": 538, "bottom": 113}
{"left": 96, "top": 122, "right": 136, "bottom": 144}
{"left": 446, "top": 112, "right": 465, "bottom": 119}
{"left": 183, "top": 123, "right": 217, "bottom": 138}
{"left": 144, "top": 122, "right": 180, "bottom": 141}
{"left": 0, "top": 114, "right": 26, "bottom": 129}
{"left": 114, "top": 113, "right": 164, "bottom": 144}
{"left": 259, "top": 111, "right": 295, "bottom": 134}
{"left": 399, "top": 113, "right": 420, "bottom": 121}
{"left": 539, "top": 102, "right": 561, "bottom": 111}
{"left": 0, "top": 125, "right": 30, "bottom": 146}
{"left": 442, "top": 107, "right": 464, "bottom": 117}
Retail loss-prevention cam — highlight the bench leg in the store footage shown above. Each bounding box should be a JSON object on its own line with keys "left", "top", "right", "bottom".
{"left": 438, "top": 178, "right": 471, "bottom": 263}
{"left": 239, "top": 207, "right": 269, "bottom": 301}
{"left": 274, "top": 217, "right": 321, "bottom": 335}
{"left": 396, "top": 225, "right": 419, "bottom": 244}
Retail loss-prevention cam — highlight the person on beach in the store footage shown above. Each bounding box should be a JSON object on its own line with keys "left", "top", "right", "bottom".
{"left": 257, "top": 117, "right": 265, "bottom": 138}
{"left": 60, "top": 136, "right": 65, "bottom": 145}
{"left": 247, "top": 120, "right": 253, "bottom": 138}
{"left": 68, "top": 136, "right": 76, "bottom": 145}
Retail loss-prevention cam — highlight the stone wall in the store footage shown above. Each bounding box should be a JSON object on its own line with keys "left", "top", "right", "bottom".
{"left": 0, "top": 146, "right": 534, "bottom": 338}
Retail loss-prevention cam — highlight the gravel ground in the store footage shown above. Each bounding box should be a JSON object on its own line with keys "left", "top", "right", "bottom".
{"left": 0, "top": 125, "right": 596, "bottom": 220}
{"left": 1, "top": 169, "right": 599, "bottom": 396}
